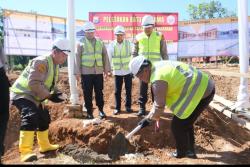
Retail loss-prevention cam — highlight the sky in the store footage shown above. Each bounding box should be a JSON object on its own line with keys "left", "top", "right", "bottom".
{"left": 0, "top": 0, "right": 249, "bottom": 21}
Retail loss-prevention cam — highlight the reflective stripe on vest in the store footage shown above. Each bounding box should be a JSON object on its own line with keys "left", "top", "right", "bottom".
{"left": 11, "top": 55, "right": 59, "bottom": 102}
{"left": 81, "top": 38, "right": 103, "bottom": 67}
{"left": 111, "top": 40, "right": 131, "bottom": 70}
{"left": 136, "top": 31, "right": 161, "bottom": 62}
{"left": 150, "top": 61, "right": 209, "bottom": 119}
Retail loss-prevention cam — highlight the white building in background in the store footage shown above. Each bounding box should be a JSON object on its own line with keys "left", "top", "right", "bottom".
{"left": 2, "top": 9, "right": 250, "bottom": 60}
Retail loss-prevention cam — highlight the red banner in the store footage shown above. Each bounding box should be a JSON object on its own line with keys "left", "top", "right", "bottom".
{"left": 89, "top": 12, "right": 178, "bottom": 43}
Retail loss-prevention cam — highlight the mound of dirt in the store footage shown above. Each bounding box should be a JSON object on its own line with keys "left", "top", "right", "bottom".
{"left": 3, "top": 66, "right": 250, "bottom": 164}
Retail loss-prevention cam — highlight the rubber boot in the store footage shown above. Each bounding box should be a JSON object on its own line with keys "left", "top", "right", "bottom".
{"left": 187, "top": 129, "right": 197, "bottom": 158}
{"left": 19, "top": 131, "right": 37, "bottom": 162}
{"left": 37, "top": 130, "right": 59, "bottom": 153}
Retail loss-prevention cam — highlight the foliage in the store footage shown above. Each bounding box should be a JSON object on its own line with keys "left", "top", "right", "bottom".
{"left": 187, "top": 0, "right": 236, "bottom": 20}
{"left": 13, "top": 56, "right": 32, "bottom": 70}
{"left": 12, "top": 64, "right": 25, "bottom": 71}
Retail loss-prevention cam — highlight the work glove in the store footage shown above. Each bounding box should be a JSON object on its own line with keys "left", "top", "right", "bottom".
{"left": 138, "top": 118, "right": 151, "bottom": 129}
{"left": 48, "top": 92, "right": 64, "bottom": 103}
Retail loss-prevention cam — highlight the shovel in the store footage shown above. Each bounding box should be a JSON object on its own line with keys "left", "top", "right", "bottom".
{"left": 107, "top": 119, "right": 150, "bottom": 160}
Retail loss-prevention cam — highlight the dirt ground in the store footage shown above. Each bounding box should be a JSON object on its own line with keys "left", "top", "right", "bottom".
{"left": 2, "top": 63, "right": 250, "bottom": 164}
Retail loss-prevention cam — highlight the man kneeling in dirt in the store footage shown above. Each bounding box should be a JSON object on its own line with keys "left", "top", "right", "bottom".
{"left": 10, "top": 39, "right": 71, "bottom": 162}
{"left": 129, "top": 56, "right": 215, "bottom": 159}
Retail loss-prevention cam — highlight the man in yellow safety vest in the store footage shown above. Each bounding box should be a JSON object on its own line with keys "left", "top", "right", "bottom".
{"left": 108, "top": 25, "right": 133, "bottom": 115}
{"left": 10, "top": 38, "right": 70, "bottom": 162}
{"left": 74, "top": 21, "right": 111, "bottom": 119}
{"left": 129, "top": 55, "right": 215, "bottom": 159}
{"left": 132, "top": 15, "right": 168, "bottom": 116}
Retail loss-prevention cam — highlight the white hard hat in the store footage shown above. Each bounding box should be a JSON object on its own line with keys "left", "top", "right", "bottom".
{"left": 114, "top": 25, "right": 125, "bottom": 35}
{"left": 52, "top": 38, "right": 71, "bottom": 55}
{"left": 83, "top": 21, "right": 96, "bottom": 32}
{"left": 129, "top": 55, "right": 145, "bottom": 75}
{"left": 141, "top": 15, "right": 155, "bottom": 28}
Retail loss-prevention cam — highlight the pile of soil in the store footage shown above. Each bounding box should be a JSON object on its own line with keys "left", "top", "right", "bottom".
{"left": 2, "top": 65, "right": 250, "bottom": 164}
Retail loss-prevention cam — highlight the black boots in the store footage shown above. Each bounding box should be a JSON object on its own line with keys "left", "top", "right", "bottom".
{"left": 126, "top": 108, "right": 133, "bottom": 113}
{"left": 185, "top": 150, "right": 197, "bottom": 159}
{"left": 113, "top": 108, "right": 133, "bottom": 115}
{"left": 113, "top": 109, "right": 120, "bottom": 115}
{"left": 99, "top": 110, "right": 106, "bottom": 119}
{"left": 86, "top": 110, "right": 94, "bottom": 119}
{"left": 170, "top": 150, "right": 197, "bottom": 159}
{"left": 137, "top": 107, "right": 146, "bottom": 116}
{"left": 86, "top": 109, "right": 106, "bottom": 119}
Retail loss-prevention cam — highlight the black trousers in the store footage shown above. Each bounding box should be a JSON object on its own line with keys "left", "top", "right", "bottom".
{"left": 0, "top": 68, "right": 10, "bottom": 156}
{"left": 138, "top": 81, "right": 154, "bottom": 109}
{"left": 171, "top": 87, "right": 215, "bottom": 154}
{"left": 12, "top": 99, "right": 50, "bottom": 131}
{"left": 114, "top": 74, "right": 132, "bottom": 110}
{"left": 81, "top": 74, "right": 104, "bottom": 112}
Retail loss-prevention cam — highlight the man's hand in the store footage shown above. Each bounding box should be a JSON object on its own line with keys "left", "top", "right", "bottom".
{"left": 75, "top": 74, "right": 81, "bottom": 82}
{"left": 138, "top": 118, "right": 151, "bottom": 128}
{"left": 103, "top": 71, "right": 112, "bottom": 80}
{"left": 103, "top": 72, "right": 107, "bottom": 80}
{"left": 48, "top": 92, "right": 64, "bottom": 103}
{"left": 107, "top": 72, "right": 112, "bottom": 77}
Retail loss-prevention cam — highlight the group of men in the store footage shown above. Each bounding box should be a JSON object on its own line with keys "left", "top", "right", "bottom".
{"left": 74, "top": 14, "right": 168, "bottom": 119}
{"left": 0, "top": 14, "right": 215, "bottom": 163}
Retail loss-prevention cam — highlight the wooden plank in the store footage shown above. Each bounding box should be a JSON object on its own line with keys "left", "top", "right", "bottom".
{"left": 213, "top": 95, "right": 234, "bottom": 107}
{"left": 202, "top": 69, "right": 250, "bottom": 78}
{"left": 209, "top": 95, "right": 250, "bottom": 131}
{"left": 209, "top": 101, "right": 233, "bottom": 118}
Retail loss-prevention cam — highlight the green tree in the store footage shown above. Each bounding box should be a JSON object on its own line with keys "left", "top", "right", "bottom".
{"left": 187, "top": 0, "right": 236, "bottom": 20}
{"left": 13, "top": 56, "right": 31, "bottom": 70}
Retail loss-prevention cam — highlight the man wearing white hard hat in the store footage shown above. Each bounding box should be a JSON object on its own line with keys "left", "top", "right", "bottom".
{"left": 129, "top": 56, "right": 215, "bottom": 159}
{"left": 74, "top": 21, "right": 111, "bottom": 119}
{"left": 108, "top": 25, "right": 133, "bottom": 115}
{"left": 132, "top": 15, "right": 168, "bottom": 116}
{"left": 10, "top": 38, "right": 70, "bottom": 162}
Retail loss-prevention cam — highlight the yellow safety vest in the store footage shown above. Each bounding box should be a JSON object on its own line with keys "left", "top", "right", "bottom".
{"left": 11, "top": 55, "right": 59, "bottom": 102}
{"left": 111, "top": 40, "right": 131, "bottom": 70}
{"left": 81, "top": 37, "right": 103, "bottom": 67}
{"left": 150, "top": 61, "right": 209, "bottom": 119}
{"left": 136, "top": 31, "right": 162, "bottom": 62}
